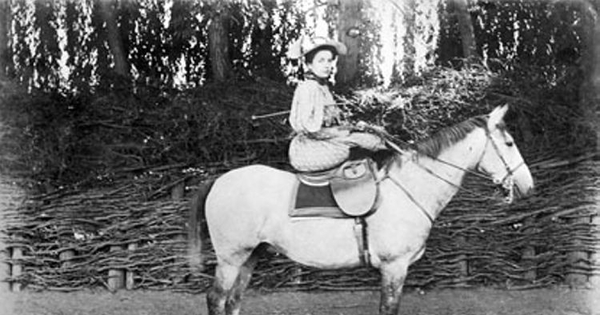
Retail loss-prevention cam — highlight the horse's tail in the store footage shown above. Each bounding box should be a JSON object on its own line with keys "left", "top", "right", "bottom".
{"left": 188, "top": 178, "right": 216, "bottom": 272}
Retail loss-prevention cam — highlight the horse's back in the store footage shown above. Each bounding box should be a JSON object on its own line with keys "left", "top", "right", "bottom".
{"left": 207, "top": 165, "right": 293, "bottom": 212}
{"left": 212, "top": 164, "right": 294, "bottom": 190}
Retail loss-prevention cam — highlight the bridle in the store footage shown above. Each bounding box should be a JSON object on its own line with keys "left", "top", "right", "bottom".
{"left": 482, "top": 126, "right": 526, "bottom": 202}
{"left": 381, "top": 124, "right": 525, "bottom": 225}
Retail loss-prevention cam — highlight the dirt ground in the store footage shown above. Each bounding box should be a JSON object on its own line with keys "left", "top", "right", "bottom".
{"left": 2, "top": 287, "right": 598, "bottom": 315}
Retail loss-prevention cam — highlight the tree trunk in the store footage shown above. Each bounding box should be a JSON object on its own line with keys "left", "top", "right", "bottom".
{"left": 336, "top": 0, "right": 362, "bottom": 86}
{"left": 403, "top": 0, "right": 417, "bottom": 75}
{"left": 252, "top": 0, "right": 278, "bottom": 79}
{"left": 578, "top": 0, "right": 600, "bottom": 151}
{"left": 0, "top": 0, "right": 11, "bottom": 79}
{"left": 99, "top": 0, "right": 130, "bottom": 78}
{"left": 208, "top": 1, "right": 232, "bottom": 82}
{"left": 580, "top": 0, "right": 600, "bottom": 289}
{"left": 572, "top": 0, "right": 600, "bottom": 288}
{"left": 454, "top": 0, "right": 478, "bottom": 59}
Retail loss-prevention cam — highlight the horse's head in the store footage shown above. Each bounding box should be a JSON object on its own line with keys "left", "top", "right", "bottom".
{"left": 476, "top": 105, "right": 534, "bottom": 201}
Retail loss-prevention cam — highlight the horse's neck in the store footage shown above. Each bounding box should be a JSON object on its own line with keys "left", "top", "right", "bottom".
{"left": 393, "top": 130, "right": 485, "bottom": 220}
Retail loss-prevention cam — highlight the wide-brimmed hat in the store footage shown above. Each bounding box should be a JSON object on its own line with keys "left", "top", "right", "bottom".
{"left": 287, "top": 36, "right": 347, "bottom": 59}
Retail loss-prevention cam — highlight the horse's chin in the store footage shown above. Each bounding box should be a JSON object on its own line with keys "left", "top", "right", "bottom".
{"left": 514, "top": 171, "right": 535, "bottom": 198}
{"left": 495, "top": 184, "right": 514, "bottom": 204}
{"left": 500, "top": 177, "right": 534, "bottom": 203}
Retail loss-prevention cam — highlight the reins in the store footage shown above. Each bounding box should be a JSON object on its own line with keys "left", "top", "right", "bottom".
{"left": 383, "top": 173, "right": 435, "bottom": 225}
{"left": 376, "top": 123, "right": 522, "bottom": 225}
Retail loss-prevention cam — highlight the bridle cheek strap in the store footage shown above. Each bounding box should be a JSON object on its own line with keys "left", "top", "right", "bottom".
{"left": 485, "top": 127, "right": 527, "bottom": 203}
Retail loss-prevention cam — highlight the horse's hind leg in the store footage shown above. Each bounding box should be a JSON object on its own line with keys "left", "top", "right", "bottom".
{"left": 207, "top": 248, "right": 260, "bottom": 315}
{"left": 225, "top": 248, "right": 262, "bottom": 315}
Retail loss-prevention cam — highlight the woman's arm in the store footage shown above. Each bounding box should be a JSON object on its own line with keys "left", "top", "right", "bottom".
{"left": 290, "top": 82, "right": 324, "bottom": 133}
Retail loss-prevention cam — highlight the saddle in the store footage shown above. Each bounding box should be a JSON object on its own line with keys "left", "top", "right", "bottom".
{"left": 290, "top": 158, "right": 379, "bottom": 266}
{"left": 290, "top": 158, "right": 378, "bottom": 218}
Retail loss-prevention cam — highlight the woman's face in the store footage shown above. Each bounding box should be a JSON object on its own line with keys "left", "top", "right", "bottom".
{"left": 306, "top": 49, "right": 336, "bottom": 79}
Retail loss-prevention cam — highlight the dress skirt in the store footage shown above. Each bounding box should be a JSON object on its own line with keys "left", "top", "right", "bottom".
{"left": 288, "top": 127, "right": 385, "bottom": 172}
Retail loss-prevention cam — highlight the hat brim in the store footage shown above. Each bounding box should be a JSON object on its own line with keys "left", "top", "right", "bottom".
{"left": 287, "top": 39, "right": 348, "bottom": 59}
{"left": 304, "top": 41, "right": 347, "bottom": 57}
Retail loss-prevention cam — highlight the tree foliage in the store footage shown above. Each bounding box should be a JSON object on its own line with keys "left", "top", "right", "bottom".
{"left": 1, "top": 0, "right": 588, "bottom": 91}
{"left": 3, "top": 0, "right": 306, "bottom": 91}
{"left": 0, "top": 0, "right": 596, "bottom": 189}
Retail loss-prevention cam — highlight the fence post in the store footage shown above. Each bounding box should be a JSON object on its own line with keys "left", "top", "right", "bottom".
{"left": 125, "top": 243, "right": 137, "bottom": 290}
{"left": 59, "top": 248, "right": 75, "bottom": 269}
{"left": 172, "top": 181, "right": 186, "bottom": 286}
{"left": 521, "top": 246, "right": 537, "bottom": 282}
{"left": 0, "top": 233, "right": 9, "bottom": 294}
{"left": 171, "top": 181, "right": 185, "bottom": 200}
{"left": 591, "top": 209, "right": 600, "bottom": 313}
{"left": 290, "top": 263, "right": 303, "bottom": 285}
{"left": 590, "top": 192, "right": 600, "bottom": 289}
{"left": 1, "top": 178, "right": 24, "bottom": 296}
{"left": 108, "top": 245, "right": 125, "bottom": 291}
{"left": 566, "top": 216, "right": 591, "bottom": 287}
{"left": 522, "top": 217, "right": 537, "bottom": 282}
{"left": 1, "top": 245, "right": 8, "bottom": 293}
{"left": 10, "top": 246, "right": 23, "bottom": 292}
{"left": 456, "top": 235, "right": 469, "bottom": 285}
{"left": 0, "top": 245, "right": 12, "bottom": 315}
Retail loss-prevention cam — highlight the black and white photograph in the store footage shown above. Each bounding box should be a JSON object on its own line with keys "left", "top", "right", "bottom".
{"left": 0, "top": 0, "right": 598, "bottom": 314}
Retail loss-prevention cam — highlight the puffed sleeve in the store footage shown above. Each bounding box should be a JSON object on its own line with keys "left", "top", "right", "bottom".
{"left": 289, "top": 81, "right": 324, "bottom": 133}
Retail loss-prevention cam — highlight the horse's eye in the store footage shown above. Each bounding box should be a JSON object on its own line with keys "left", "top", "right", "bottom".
{"left": 506, "top": 141, "right": 514, "bottom": 147}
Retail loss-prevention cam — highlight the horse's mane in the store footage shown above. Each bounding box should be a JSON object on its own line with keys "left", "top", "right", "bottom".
{"left": 414, "top": 115, "right": 495, "bottom": 158}
{"left": 381, "top": 114, "right": 507, "bottom": 170}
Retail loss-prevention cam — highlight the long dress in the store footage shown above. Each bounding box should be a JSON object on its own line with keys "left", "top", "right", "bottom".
{"left": 288, "top": 79, "right": 385, "bottom": 172}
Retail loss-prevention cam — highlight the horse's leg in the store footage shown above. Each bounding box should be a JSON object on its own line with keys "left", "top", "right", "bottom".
{"left": 225, "top": 247, "right": 262, "bottom": 315}
{"left": 378, "top": 260, "right": 409, "bottom": 315}
{"left": 207, "top": 264, "right": 235, "bottom": 315}
{"left": 207, "top": 248, "right": 259, "bottom": 315}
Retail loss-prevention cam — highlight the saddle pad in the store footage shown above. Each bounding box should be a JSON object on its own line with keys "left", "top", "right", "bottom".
{"left": 289, "top": 181, "right": 348, "bottom": 219}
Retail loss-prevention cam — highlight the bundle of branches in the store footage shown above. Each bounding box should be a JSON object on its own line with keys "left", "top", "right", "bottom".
{"left": 339, "top": 64, "right": 497, "bottom": 142}
{"left": 340, "top": 61, "right": 594, "bottom": 158}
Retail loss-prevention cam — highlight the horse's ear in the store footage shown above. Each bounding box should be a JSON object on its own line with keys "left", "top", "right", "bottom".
{"left": 487, "top": 105, "right": 509, "bottom": 130}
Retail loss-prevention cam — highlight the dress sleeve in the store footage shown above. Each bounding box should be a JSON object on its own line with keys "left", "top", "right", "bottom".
{"left": 289, "top": 82, "right": 324, "bottom": 133}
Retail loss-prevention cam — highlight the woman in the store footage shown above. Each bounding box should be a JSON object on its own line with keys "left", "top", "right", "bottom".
{"left": 287, "top": 36, "right": 387, "bottom": 172}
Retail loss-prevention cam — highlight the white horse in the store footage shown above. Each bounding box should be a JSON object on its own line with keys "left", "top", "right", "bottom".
{"left": 188, "top": 105, "right": 534, "bottom": 315}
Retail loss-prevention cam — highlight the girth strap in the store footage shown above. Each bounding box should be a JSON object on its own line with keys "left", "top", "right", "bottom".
{"left": 353, "top": 217, "right": 371, "bottom": 267}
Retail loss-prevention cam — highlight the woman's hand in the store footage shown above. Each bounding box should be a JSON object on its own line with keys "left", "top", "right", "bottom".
{"left": 355, "top": 120, "right": 368, "bottom": 130}
{"left": 325, "top": 127, "right": 351, "bottom": 137}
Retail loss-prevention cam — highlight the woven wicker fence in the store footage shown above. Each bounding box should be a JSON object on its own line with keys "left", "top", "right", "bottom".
{"left": 2, "top": 148, "right": 598, "bottom": 293}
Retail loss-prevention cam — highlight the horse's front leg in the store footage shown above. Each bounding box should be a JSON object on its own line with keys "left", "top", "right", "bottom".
{"left": 378, "top": 260, "right": 409, "bottom": 315}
